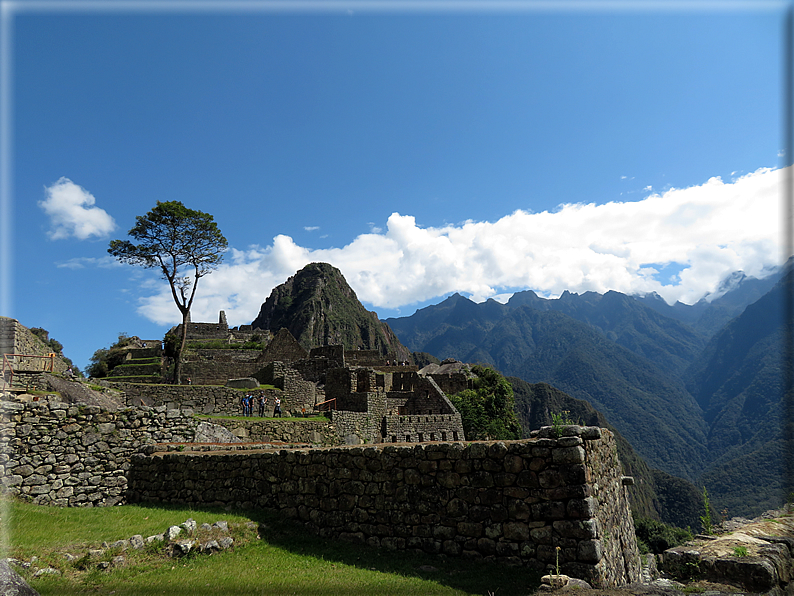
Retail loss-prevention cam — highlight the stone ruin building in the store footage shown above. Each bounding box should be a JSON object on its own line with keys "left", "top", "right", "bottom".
{"left": 169, "top": 310, "right": 271, "bottom": 344}
{"left": 87, "top": 311, "right": 467, "bottom": 446}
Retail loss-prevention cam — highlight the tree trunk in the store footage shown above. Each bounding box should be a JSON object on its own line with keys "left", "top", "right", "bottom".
{"left": 173, "top": 309, "right": 190, "bottom": 385}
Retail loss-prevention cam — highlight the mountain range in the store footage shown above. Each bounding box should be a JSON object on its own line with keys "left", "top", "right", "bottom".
{"left": 385, "top": 264, "right": 790, "bottom": 518}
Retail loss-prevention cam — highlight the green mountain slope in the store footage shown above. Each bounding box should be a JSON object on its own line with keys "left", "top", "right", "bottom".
{"left": 682, "top": 271, "right": 790, "bottom": 515}
{"left": 470, "top": 307, "right": 707, "bottom": 481}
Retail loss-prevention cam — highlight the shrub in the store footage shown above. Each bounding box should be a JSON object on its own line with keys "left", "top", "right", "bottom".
{"left": 87, "top": 333, "right": 136, "bottom": 378}
{"left": 634, "top": 516, "right": 693, "bottom": 554}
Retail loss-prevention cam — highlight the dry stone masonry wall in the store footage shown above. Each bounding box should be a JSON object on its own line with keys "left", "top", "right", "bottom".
{"left": 203, "top": 417, "right": 338, "bottom": 446}
{"left": 127, "top": 426, "right": 641, "bottom": 588}
{"left": 0, "top": 398, "right": 200, "bottom": 507}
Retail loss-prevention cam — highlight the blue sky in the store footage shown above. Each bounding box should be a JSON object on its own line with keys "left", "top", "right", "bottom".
{"left": 1, "top": 1, "right": 789, "bottom": 371}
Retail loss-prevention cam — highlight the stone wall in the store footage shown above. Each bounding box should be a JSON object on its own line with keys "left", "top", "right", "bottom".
{"left": 179, "top": 349, "right": 264, "bottom": 386}
{"left": 126, "top": 427, "right": 641, "bottom": 588}
{"left": 383, "top": 413, "right": 463, "bottom": 443}
{"left": 0, "top": 318, "right": 69, "bottom": 390}
{"left": 328, "top": 411, "right": 384, "bottom": 445}
{"left": 253, "top": 362, "right": 319, "bottom": 412}
{"left": 344, "top": 350, "right": 385, "bottom": 367}
{"left": 207, "top": 417, "right": 338, "bottom": 446}
{"left": 0, "top": 319, "right": 70, "bottom": 374}
{"left": 110, "top": 382, "right": 262, "bottom": 416}
{"left": 0, "top": 393, "right": 641, "bottom": 587}
{"left": 260, "top": 329, "right": 310, "bottom": 364}
{"left": 428, "top": 371, "right": 472, "bottom": 396}
{"left": 0, "top": 398, "right": 199, "bottom": 507}
{"left": 112, "top": 381, "right": 319, "bottom": 420}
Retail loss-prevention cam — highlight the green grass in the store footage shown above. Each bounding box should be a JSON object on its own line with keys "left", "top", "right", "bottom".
{"left": 6, "top": 499, "right": 542, "bottom": 595}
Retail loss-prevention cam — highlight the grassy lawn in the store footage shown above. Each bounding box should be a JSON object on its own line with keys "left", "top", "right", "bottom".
{"left": 5, "top": 500, "right": 542, "bottom": 595}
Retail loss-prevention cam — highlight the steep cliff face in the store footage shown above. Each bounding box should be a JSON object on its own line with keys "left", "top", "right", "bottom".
{"left": 251, "top": 263, "right": 411, "bottom": 360}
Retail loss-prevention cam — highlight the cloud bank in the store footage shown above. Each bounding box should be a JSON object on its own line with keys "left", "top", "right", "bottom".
{"left": 135, "top": 166, "right": 783, "bottom": 326}
{"left": 39, "top": 177, "right": 117, "bottom": 240}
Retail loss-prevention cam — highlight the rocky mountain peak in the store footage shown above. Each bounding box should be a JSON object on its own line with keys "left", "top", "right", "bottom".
{"left": 251, "top": 262, "right": 411, "bottom": 360}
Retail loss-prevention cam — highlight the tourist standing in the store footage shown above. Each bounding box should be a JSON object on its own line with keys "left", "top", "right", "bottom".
{"left": 274, "top": 396, "right": 282, "bottom": 418}
{"left": 258, "top": 393, "right": 267, "bottom": 417}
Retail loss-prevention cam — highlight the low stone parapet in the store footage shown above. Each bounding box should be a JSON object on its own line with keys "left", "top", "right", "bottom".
{"left": 127, "top": 428, "right": 641, "bottom": 588}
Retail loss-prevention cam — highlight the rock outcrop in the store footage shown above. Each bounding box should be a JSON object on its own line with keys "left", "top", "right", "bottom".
{"left": 662, "top": 508, "right": 794, "bottom": 596}
{"left": 251, "top": 263, "right": 411, "bottom": 361}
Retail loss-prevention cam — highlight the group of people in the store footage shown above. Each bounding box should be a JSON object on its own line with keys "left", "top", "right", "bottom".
{"left": 240, "top": 392, "right": 281, "bottom": 418}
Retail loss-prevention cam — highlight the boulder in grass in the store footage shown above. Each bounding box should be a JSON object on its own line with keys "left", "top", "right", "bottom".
{"left": 0, "top": 559, "right": 41, "bottom": 596}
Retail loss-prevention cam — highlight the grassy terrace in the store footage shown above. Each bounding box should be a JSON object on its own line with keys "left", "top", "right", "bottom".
{"left": 5, "top": 499, "right": 542, "bottom": 595}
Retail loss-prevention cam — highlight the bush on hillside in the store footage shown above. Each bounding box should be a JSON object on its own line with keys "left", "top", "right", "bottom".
{"left": 633, "top": 516, "right": 693, "bottom": 554}
{"left": 449, "top": 366, "right": 522, "bottom": 441}
{"left": 87, "top": 333, "right": 136, "bottom": 378}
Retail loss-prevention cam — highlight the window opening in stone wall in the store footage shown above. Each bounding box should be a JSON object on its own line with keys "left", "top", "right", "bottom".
{"left": 441, "top": 432, "right": 447, "bottom": 441}
{"left": 430, "top": 433, "right": 435, "bottom": 441}
{"left": 418, "top": 433, "right": 424, "bottom": 442}
{"left": 391, "top": 435, "right": 397, "bottom": 442}
{"left": 453, "top": 431, "right": 459, "bottom": 441}
{"left": 405, "top": 435, "right": 411, "bottom": 442}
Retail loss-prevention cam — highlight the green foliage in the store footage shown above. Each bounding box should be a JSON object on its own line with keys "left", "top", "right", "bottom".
{"left": 633, "top": 516, "right": 693, "bottom": 554}
{"left": 699, "top": 487, "right": 713, "bottom": 535}
{"left": 551, "top": 410, "right": 577, "bottom": 437}
{"left": 449, "top": 366, "right": 522, "bottom": 440}
{"left": 87, "top": 333, "right": 135, "bottom": 378}
{"left": 733, "top": 546, "right": 748, "bottom": 557}
{"left": 163, "top": 332, "right": 179, "bottom": 359}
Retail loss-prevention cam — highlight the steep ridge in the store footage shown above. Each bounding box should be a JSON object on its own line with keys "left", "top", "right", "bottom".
{"left": 251, "top": 262, "right": 411, "bottom": 360}
{"left": 389, "top": 288, "right": 707, "bottom": 382}
{"left": 509, "top": 378, "right": 702, "bottom": 529}
{"left": 682, "top": 270, "right": 790, "bottom": 515}
{"left": 388, "top": 295, "right": 708, "bottom": 480}
{"left": 468, "top": 307, "right": 708, "bottom": 481}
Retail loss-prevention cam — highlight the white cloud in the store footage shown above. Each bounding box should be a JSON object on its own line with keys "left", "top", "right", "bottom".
{"left": 56, "top": 256, "right": 121, "bottom": 270}
{"left": 130, "top": 166, "right": 784, "bottom": 326}
{"left": 304, "top": 226, "right": 319, "bottom": 231}
{"left": 39, "top": 178, "right": 116, "bottom": 240}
